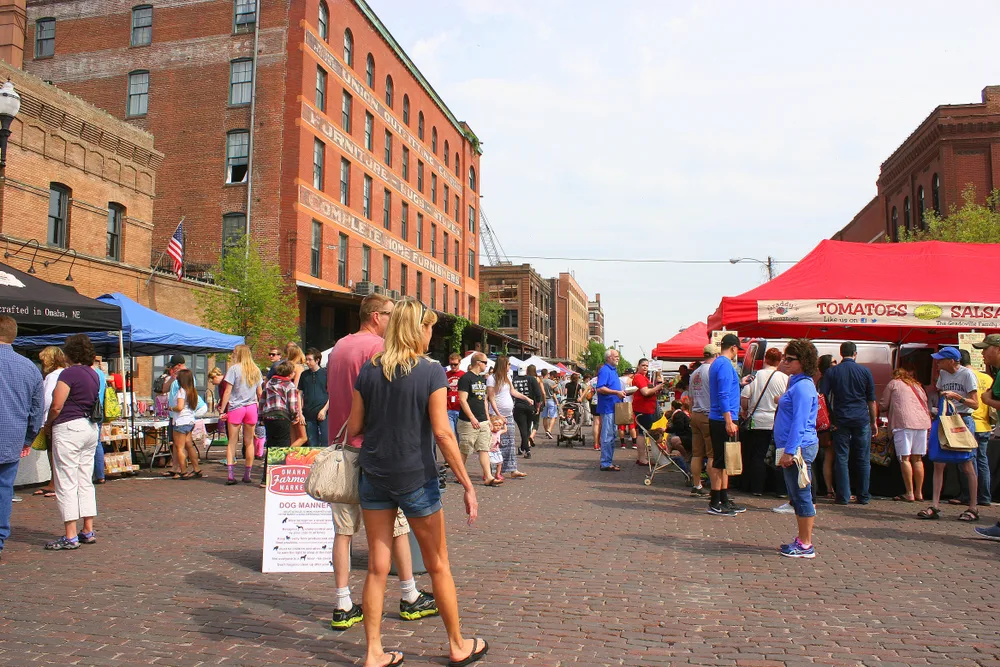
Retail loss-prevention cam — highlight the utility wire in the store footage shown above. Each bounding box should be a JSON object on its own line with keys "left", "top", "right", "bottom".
{"left": 503, "top": 255, "right": 797, "bottom": 264}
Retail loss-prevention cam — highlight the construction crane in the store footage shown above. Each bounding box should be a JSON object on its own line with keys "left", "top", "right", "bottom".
{"left": 478, "top": 206, "right": 510, "bottom": 266}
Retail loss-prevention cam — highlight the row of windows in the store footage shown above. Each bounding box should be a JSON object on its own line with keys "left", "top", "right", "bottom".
{"left": 889, "top": 173, "right": 941, "bottom": 241}
{"left": 126, "top": 56, "right": 254, "bottom": 118}
{"left": 35, "top": 2, "right": 255, "bottom": 58}
{"left": 46, "top": 183, "right": 127, "bottom": 262}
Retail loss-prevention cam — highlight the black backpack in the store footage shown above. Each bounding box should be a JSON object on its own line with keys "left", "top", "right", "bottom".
{"left": 153, "top": 371, "right": 169, "bottom": 395}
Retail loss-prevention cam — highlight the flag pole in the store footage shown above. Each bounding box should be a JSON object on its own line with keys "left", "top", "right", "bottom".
{"left": 145, "top": 216, "right": 184, "bottom": 287}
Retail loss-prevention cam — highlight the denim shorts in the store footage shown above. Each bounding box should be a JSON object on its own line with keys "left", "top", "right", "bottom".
{"left": 173, "top": 423, "right": 195, "bottom": 434}
{"left": 543, "top": 399, "right": 559, "bottom": 419}
{"left": 359, "top": 472, "right": 442, "bottom": 519}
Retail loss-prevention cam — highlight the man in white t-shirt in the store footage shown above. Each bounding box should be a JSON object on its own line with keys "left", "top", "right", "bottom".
{"left": 930, "top": 346, "right": 981, "bottom": 521}
{"left": 739, "top": 347, "right": 788, "bottom": 496}
{"left": 688, "top": 345, "right": 718, "bottom": 496}
{"left": 618, "top": 368, "right": 637, "bottom": 448}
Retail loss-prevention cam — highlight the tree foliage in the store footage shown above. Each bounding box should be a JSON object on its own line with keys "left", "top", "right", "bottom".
{"left": 904, "top": 186, "right": 1000, "bottom": 244}
{"left": 196, "top": 237, "right": 299, "bottom": 362}
{"left": 580, "top": 340, "right": 606, "bottom": 374}
{"left": 479, "top": 292, "right": 504, "bottom": 330}
{"left": 617, "top": 353, "right": 634, "bottom": 376}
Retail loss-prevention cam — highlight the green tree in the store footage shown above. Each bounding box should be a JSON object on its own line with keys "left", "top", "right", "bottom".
{"left": 580, "top": 340, "right": 607, "bottom": 374}
{"left": 617, "top": 353, "right": 633, "bottom": 376}
{"left": 904, "top": 185, "right": 1000, "bottom": 243}
{"left": 479, "top": 292, "right": 504, "bottom": 330}
{"left": 196, "top": 237, "right": 299, "bottom": 362}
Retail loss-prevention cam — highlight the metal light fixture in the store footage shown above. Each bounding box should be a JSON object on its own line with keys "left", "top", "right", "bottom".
{"left": 0, "top": 79, "right": 21, "bottom": 169}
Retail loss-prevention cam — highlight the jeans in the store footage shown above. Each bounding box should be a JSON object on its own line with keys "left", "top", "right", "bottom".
{"left": 447, "top": 410, "right": 460, "bottom": 435}
{"left": 832, "top": 421, "right": 871, "bottom": 503}
{"left": 599, "top": 412, "right": 617, "bottom": 468}
{"left": 0, "top": 459, "right": 19, "bottom": 551}
{"left": 958, "top": 431, "right": 992, "bottom": 505}
{"left": 513, "top": 404, "right": 534, "bottom": 453}
{"left": 94, "top": 440, "right": 105, "bottom": 481}
{"left": 782, "top": 444, "right": 818, "bottom": 518}
{"left": 305, "top": 418, "right": 328, "bottom": 448}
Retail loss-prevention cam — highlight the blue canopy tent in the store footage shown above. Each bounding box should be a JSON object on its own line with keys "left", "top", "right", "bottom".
{"left": 15, "top": 292, "right": 243, "bottom": 355}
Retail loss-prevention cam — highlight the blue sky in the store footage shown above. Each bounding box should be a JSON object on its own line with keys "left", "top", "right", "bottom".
{"left": 371, "top": 0, "right": 1000, "bottom": 362}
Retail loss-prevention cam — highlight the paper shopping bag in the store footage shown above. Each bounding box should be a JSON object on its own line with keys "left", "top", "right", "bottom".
{"left": 614, "top": 401, "right": 634, "bottom": 426}
{"left": 939, "top": 400, "right": 977, "bottom": 451}
{"left": 724, "top": 440, "right": 743, "bottom": 475}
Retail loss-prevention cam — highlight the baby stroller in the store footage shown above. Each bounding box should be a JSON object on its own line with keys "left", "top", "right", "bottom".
{"left": 556, "top": 401, "right": 586, "bottom": 447}
{"left": 638, "top": 413, "right": 692, "bottom": 486}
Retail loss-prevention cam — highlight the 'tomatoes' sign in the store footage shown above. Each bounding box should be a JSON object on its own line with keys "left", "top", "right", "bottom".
{"left": 758, "top": 300, "right": 1000, "bottom": 329}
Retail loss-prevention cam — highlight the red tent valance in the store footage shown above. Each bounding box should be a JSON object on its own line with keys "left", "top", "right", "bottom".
{"left": 652, "top": 322, "right": 709, "bottom": 360}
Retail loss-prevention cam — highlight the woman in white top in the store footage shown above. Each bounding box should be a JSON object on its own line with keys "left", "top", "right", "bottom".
{"left": 739, "top": 347, "right": 788, "bottom": 496}
{"left": 34, "top": 346, "right": 68, "bottom": 497}
{"left": 487, "top": 356, "right": 533, "bottom": 479}
{"left": 218, "top": 344, "right": 263, "bottom": 485}
{"left": 169, "top": 369, "right": 205, "bottom": 480}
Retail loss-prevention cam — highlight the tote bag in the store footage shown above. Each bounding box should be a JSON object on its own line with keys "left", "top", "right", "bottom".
{"left": 304, "top": 422, "right": 360, "bottom": 504}
{"left": 928, "top": 398, "right": 975, "bottom": 463}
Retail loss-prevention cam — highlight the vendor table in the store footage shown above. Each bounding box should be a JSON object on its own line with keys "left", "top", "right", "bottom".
{"left": 113, "top": 416, "right": 220, "bottom": 471}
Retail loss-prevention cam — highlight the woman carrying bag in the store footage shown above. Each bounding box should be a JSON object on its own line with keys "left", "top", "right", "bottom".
{"left": 878, "top": 368, "right": 931, "bottom": 502}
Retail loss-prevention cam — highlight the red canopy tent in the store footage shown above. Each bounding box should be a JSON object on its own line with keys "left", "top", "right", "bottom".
{"left": 652, "top": 322, "right": 709, "bottom": 360}
{"left": 707, "top": 239, "right": 1000, "bottom": 344}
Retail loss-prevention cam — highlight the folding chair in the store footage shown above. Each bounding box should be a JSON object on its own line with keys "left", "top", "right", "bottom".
{"left": 638, "top": 414, "right": 692, "bottom": 486}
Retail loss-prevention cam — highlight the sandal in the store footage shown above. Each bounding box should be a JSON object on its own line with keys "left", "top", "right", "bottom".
{"left": 947, "top": 498, "right": 965, "bottom": 505}
{"left": 377, "top": 651, "right": 404, "bottom": 667}
{"left": 45, "top": 536, "right": 80, "bottom": 551}
{"left": 917, "top": 506, "right": 941, "bottom": 520}
{"left": 484, "top": 479, "right": 503, "bottom": 486}
{"left": 32, "top": 489, "right": 46, "bottom": 496}
{"left": 510, "top": 471, "right": 527, "bottom": 478}
{"left": 160, "top": 471, "right": 175, "bottom": 478}
{"left": 958, "top": 509, "right": 980, "bottom": 522}
{"left": 448, "top": 639, "right": 488, "bottom": 667}
{"left": 600, "top": 465, "right": 621, "bottom": 472}
{"left": 43, "top": 491, "right": 56, "bottom": 498}
{"left": 636, "top": 460, "right": 649, "bottom": 466}
{"left": 191, "top": 470, "right": 203, "bottom": 478}
{"left": 179, "top": 471, "right": 198, "bottom": 480}
{"left": 893, "top": 495, "right": 915, "bottom": 502}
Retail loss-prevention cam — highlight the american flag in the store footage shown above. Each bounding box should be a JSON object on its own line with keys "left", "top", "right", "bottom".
{"left": 167, "top": 222, "right": 184, "bottom": 281}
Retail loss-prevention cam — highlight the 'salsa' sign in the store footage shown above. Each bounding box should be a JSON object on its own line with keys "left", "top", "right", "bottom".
{"left": 759, "top": 300, "right": 1000, "bottom": 328}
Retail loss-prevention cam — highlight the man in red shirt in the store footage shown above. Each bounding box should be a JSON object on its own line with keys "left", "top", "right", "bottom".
{"left": 446, "top": 353, "right": 464, "bottom": 436}
{"left": 632, "top": 359, "right": 666, "bottom": 466}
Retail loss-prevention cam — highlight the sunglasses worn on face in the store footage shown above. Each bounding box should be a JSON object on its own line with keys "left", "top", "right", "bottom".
{"left": 784, "top": 355, "right": 799, "bottom": 362}
{"left": 269, "top": 352, "right": 280, "bottom": 357}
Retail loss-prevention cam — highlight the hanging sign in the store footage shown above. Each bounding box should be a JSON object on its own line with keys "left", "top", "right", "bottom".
{"left": 758, "top": 300, "right": 1000, "bottom": 329}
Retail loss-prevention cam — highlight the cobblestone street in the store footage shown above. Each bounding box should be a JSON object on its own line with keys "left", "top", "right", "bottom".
{"left": 3, "top": 442, "right": 1000, "bottom": 667}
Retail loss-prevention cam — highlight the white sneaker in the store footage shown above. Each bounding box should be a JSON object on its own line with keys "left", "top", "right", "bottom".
{"left": 771, "top": 502, "right": 795, "bottom": 514}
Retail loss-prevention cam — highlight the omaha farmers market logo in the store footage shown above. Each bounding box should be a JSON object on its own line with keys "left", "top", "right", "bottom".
{"left": 268, "top": 465, "right": 310, "bottom": 496}
{"left": 765, "top": 301, "right": 797, "bottom": 321}
{"left": 0, "top": 271, "right": 25, "bottom": 288}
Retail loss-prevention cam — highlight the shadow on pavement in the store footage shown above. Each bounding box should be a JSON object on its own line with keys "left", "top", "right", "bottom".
{"left": 626, "top": 533, "right": 776, "bottom": 556}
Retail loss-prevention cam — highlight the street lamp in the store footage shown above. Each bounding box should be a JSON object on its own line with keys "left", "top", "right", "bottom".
{"left": 729, "top": 256, "right": 775, "bottom": 281}
{"left": 0, "top": 79, "right": 20, "bottom": 170}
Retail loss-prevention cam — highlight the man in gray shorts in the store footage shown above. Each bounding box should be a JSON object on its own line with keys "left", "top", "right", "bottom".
{"left": 457, "top": 353, "right": 498, "bottom": 485}
{"left": 688, "top": 345, "right": 718, "bottom": 497}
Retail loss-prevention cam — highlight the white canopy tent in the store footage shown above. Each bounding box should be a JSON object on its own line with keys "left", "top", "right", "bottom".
{"left": 459, "top": 351, "right": 495, "bottom": 372}
{"left": 519, "top": 355, "right": 560, "bottom": 373}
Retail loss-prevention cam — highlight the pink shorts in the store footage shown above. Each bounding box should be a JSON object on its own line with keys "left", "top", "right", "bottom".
{"left": 228, "top": 404, "right": 259, "bottom": 425}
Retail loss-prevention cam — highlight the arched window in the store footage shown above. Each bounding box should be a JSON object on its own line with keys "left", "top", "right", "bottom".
{"left": 418, "top": 111, "right": 424, "bottom": 140}
{"left": 932, "top": 173, "right": 941, "bottom": 213}
{"left": 917, "top": 186, "right": 925, "bottom": 230}
{"left": 402, "top": 95, "right": 410, "bottom": 125}
{"left": 365, "top": 53, "right": 374, "bottom": 88}
{"left": 890, "top": 206, "right": 898, "bottom": 242}
{"left": 443, "top": 140, "right": 449, "bottom": 166}
{"left": 454, "top": 152, "right": 459, "bottom": 177}
{"left": 385, "top": 75, "right": 393, "bottom": 108}
{"left": 468, "top": 166, "right": 476, "bottom": 192}
{"left": 431, "top": 127, "right": 437, "bottom": 153}
{"left": 903, "top": 196, "right": 911, "bottom": 231}
{"left": 343, "top": 29, "right": 354, "bottom": 67}
{"left": 318, "top": 1, "right": 329, "bottom": 41}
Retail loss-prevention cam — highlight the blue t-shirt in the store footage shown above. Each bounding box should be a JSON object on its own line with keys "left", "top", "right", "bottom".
{"left": 819, "top": 358, "right": 875, "bottom": 426}
{"left": 595, "top": 363, "right": 622, "bottom": 416}
{"left": 708, "top": 356, "right": 740, "bottom": 421}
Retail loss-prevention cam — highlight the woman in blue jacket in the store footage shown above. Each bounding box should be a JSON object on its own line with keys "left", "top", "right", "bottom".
{"left": 774, "top": 339, "right": 820, "bottom": 559}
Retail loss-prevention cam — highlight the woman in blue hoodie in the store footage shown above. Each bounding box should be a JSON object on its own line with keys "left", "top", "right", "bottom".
{"left": 774, "top": 339, "right": 820, "bottom": 559}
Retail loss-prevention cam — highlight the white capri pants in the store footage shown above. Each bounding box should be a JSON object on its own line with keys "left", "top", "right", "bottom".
{"left": 52, "top": 418, "right": 100, "bottom": 523}
{"left": 892, "top": 428, "right": 928, "bottom": 457}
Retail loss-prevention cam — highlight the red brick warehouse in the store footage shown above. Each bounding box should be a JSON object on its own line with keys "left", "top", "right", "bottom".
{"left": 24, "top": 0, "right": 484, "bottom": 348}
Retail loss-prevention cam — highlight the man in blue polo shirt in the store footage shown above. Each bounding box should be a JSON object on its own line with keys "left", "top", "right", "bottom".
{"left": 596, "top": 348, "right": 627, "bottom": 471}
{"left": 707, "top": 334, "right": 745, "bottom": 516}
{"left": 819, "top": 341, "right": 877, "bottom": 505}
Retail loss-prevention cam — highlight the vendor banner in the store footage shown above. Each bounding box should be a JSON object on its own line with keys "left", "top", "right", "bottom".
{"left": 758, "top": 300, "right": 1000, "bottom": 329}
{"left": 262, "top": 447, "right": 336, "bottom": 573}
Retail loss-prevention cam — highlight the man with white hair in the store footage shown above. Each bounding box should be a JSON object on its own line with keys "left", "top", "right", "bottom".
{"left": 596, "top": 348, "right": 627, "bottom": 471}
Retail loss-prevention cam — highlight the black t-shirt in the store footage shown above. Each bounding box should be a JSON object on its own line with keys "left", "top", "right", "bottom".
{"left": 512, "top": 375, "right": 542, "bottom": 411}
{"left": 355, "top": 357, "right": 447, "bottom": 495}
{"left": 457, "top": 371, "right": 488, "bottom": 421}
{"left": 565, "top": 381, "right": 581, "bottom": 404}
{"left": 298, "top": 367, "right": 328, "bottom": 420}
{"left": 668, "top": 410, "right": 692, "bottom": 438}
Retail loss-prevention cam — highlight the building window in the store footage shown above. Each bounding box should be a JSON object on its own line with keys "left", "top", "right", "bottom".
{"left": 365, "top": 53, "right": 374, "bottom": 88}
{"left": 444, "top": 141, "right": 450, "bottom": 166}
{"left": 339, "top": 158, "right": 350, "bottom": 205}
{"left": 430, "top": 277, "right": 436, "bottom": 309}
{"left": 468, "top": 249, "right": 475, "bottom": 278}
{"left": 311, "top": 220, "right": 322, "bottom": 278}
{"left": 382, "top": 255, "right": 390, "bottom": 290}
{"left": 127, "top": 70, "right": 149, "bottom": 116}
{"left": 400, "top": 263, "right": 408, "bottom": 296}
{"left": 312, "top": 139, "right": 324, "bottom": 190}
{"left": 343, "top": 29, "right": 354, "bottom": 66}
{"left": 416, "top": 213, "right": 423, "bottom": 249}
{"left": 106, "top": 203, "right": 124, "bottom": 260}
{"left": 230, "top": 58, "right": 252, "bottom": 105}
{"left": 341, "top": 90, "right": 352, "bottom": 131}
{"left": 454, "top": 240, "right": 459, "bottom": 269}
{"left": 418, "top": 111, "right": 424, "bottom": 140}
{"left": 454, "top": 195, "right": 459, "bottom": 222}
{"left": 364, "top": 112, "right": 373, "bottom": 150}
{"left": 363, "top": 174, "right": 372, "bottom": 218}
{"left": 469, "top": 166, "right": 477, "bottom": 191}
{"left": 443, "top": 285, "right": 448, "bottom": 313}
{"left": 430, "top": 174, "right": 437, "bottom": 204}
{"left": 234, "top": 0, "right": 255, "bottom": 26}
{"left": 402, "top": 95, "right": 410, "bottom": 125}
{"left": 430, "top": 223, "right": 437, "bottom": 257}
{"left": 932, "top": 173, "right": 940, "bottom": 214}
{"left": 401, "top": 146, "right": 409, "bottom": 180}
{"left": 315, "top": 67, "right": 327, "bottom": 111}
{"left": 337, "top": 232, "right": 348, "bottom": 286}
{"left": 890, "top": 206, "right": 898, "bottom": 242}
{"left": 361, "top": 245, "right": 371, "bottom": 282}
{"left": 318, "top": 1, "right": 329, "bottom": 41}
{"left": 385, "top": 75, "right": 394, "bottom": 108}
{"left": 401, "top": 203, "right": 409, "bottom": 241}
{"left": 417, "top": 161, "right": 424, "bottom": 192}
{"left": 383, "top": 130, "right": 392, "bottom": 165}
{"left": 443, "top": 231, "right": 449, "bottom": 263}
{"left": 500, "top": 309, "right": 518, "bottom": 328}
{"left": 222, "top": 212, "right": 245, "bottom": 257}
{"left": 454, "top": 152, "right": 460, "bottom": 177}
{"left": 131, "top": 5, "right": 152, "bottom": 46}
{"left": 454, "top": 288, "right": 459, "bottom": 315}
{"left": 416, "top": 271, "right": 423, "bottom": 301}
{"left": 903, "top": 196, "right": 911, "bottom": 231}
{"left": 468, "top": 205, "right": 476, "bottom": 234}
{"left": 443, "top": 185, "right": 450, "bottom": 213}
{"left": 35, "top": 18, "right": 55, "bottom": 58}
{"left": 226, "top": 131, "right": 249, "bottom": 183}
{"left": 917, "top": 186, "right": 925, "bottom": 230}
{"left": 431, "top": 127, "right": 438, "bottom": 153}
{"left": 383, "top": 189, "right": 391, "bottom": 230}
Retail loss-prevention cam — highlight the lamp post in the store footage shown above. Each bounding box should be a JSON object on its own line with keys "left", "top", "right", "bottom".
{"left": 0, "top": 79, "right": 21, "bottom": 170}
{"left": 729, "top": 256, "right": 775, "bottom": 281}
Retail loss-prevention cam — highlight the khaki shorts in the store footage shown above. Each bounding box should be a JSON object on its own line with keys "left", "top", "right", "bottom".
{"left": 457, "top": 419, "right": 491, "bottom": 456}
{"left": 690, "top": 411, "right": 714, "bottom": 459}
{"left": 331, "top": 502, "right": 409, "bottom": 538}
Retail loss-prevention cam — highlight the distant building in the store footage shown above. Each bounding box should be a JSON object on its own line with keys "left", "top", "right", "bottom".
{"left": 588, "top": 293, "right": 604, "bottom": 343}
{"left": 835, "top": 85, "right": 1000, "bottom": 243}
{"left": 480, "top": 263, "right": 551, "bottom": 357}
{"left": 549, "top": 272, "right": 588, "bottom": 365}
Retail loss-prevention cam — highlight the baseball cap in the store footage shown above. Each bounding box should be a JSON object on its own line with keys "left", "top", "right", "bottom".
{"left": 931, "top": 347, "right": 960, "bottom": 361}
{"left": 703, "top": 344, "right": 720, "bottom": 357}
{"left": 719, "top": 333, "right": 744, "bottom": 351}
{"left": 623, "top": 367, "right": 635, "bottom": 375}
{"left": 167, "top": 354, "right": 186, "bottom": 367}
{"left": 972, "top": 334, "right": 1000, "bottom": 349}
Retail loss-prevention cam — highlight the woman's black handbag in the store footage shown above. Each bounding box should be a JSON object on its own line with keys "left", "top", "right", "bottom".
{"left": 88, "top": 368, "right": 104, "bottom": 423}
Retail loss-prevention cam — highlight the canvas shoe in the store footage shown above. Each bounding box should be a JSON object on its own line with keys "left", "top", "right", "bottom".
{"left": 707, "top": 502, "right": 736, "bottom": 517}
{"left": 779, "top": 538, "right": 815, "bottom": 559}
{"left": 974, "top": 522, "right": 1000, "bottom": 541}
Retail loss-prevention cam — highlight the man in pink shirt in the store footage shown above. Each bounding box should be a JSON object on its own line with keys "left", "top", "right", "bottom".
{"left": 325, "top": 295, "right": 437, "bottom": 630}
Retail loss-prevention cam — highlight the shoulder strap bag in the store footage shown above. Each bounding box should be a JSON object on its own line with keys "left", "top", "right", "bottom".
{"left": 304, "top": 421, "right": 361, "bottom": 504}
{"left": 743, "top": 370, "right": 776, "bottom": 431}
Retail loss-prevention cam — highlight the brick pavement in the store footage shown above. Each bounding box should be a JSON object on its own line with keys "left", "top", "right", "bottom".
{"left": 2, "top": 443, "right": 1000, "bottom": 667}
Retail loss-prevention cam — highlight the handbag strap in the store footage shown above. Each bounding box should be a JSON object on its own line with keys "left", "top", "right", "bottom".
{"left": 332, "top": 421, "right": 350, "bottom": 450}
{"left": 906, "top": 382, "right": 928, "bottom": 411}
{"left": 748, "top": 370, "right": 776, "bottom": 420}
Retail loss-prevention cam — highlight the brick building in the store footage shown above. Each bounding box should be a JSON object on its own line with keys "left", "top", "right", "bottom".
{"left": 835, "top": 85, "right": 1000, "bottom": 243}
{"left": 24, "top": 0, "right": 483, "bottom": 348}
{"left": 587, "top": 292, "right": 604, "bottom": 344}
{"left": 480, "top": 263, "right": 550, "bottom": 357}
{"left": 549, "top": 272, "right": 588, "bottom": 365}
